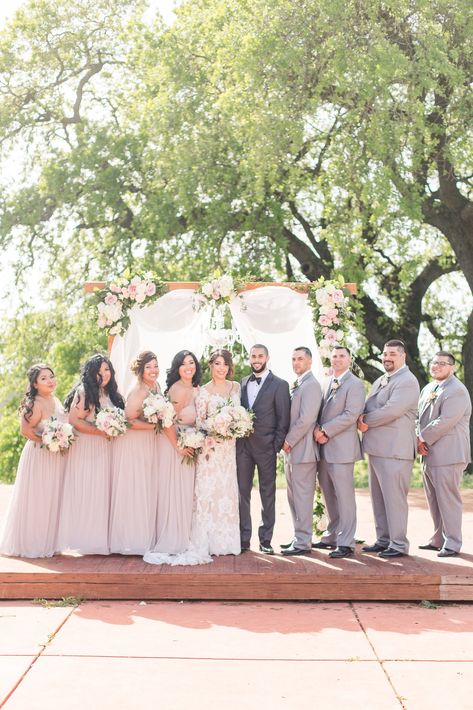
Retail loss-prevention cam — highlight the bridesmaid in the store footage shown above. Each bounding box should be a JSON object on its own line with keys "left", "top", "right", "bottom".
{"left": 57, "top": 354, "right": 124, "bottom": 555}
{"left": 0, "top": 364, "right": 66, "bottom": 558}
{"left": 109, "top": 351, "right": 161, "bottom": 554}
{"left": 144, "top": 350, "right": 201, "bottom": 564}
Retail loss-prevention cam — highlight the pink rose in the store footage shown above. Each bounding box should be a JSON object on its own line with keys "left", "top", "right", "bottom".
{"left": 145, "top": 283, "right": 156, "bottom": 297}
{"left": 325, "top": 308, "right": 338, "bottom": 320}
{"left": 332, "top": 289, "right": 344, "bottom": 303}
{"left": 325, "top": 329, "right": 338, "bottom": 343}
{"left": 318, "top": 315, "right": 331, "bottom": 326}
{"left": 104, "top": 293, "right": 118, "bottom": 306}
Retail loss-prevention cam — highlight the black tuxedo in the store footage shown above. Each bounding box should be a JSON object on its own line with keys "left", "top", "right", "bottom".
{"left": 236, "top": 371, "right": 290, "bottom": 545}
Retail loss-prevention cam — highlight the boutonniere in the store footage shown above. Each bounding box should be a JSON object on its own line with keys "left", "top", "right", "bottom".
{"left": 379, "top": 375, "right": 390, "bottom": 387}
{"left": 290, "top": 380, "right": 299, "bottom": 394}
{"left": 330, "top": 379, "right": 340, "bottom": 392}
{"left": 427, "top": 388, "right": 439, "bottom": 403}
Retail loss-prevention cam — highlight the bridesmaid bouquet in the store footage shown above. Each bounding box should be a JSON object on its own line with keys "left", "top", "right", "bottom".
{"left": 41, "top": 417, "right": 75, "bottom": 454}
{"left": 204, "top": 401, "right": 254, "bottom": 440}
{"left": 142, "top": 392, "right": 176, "bottom": 432}
{"left": 95, "top": 407, "right": 128, "bottom": 437}
{"left": 177, "top": 427, "right": 206, "bottom": 464}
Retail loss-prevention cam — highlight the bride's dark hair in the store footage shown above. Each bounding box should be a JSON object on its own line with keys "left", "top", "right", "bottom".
{"left": 64, "top": 354, "right": 124, "bottom": 412}
{"left": 19, "top": 363, "right": 55, "bottom": 422}
{"left": 165, "top": 350, "right": 202, "bottom": 395}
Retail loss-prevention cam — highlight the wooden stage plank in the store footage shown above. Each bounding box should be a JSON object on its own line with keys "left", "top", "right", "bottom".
{"left": 0, "top": 553, "right": 472, "bottom": 601}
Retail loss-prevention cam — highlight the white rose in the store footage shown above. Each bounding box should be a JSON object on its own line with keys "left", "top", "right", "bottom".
{"left": 49, "top": 441, "right": 60, "bottom": 453}
{"left": 219, "top": 275, "right": 234, "bottom": 297}
{"left": 202, "top": 282, "right": 213, "bottom": 297}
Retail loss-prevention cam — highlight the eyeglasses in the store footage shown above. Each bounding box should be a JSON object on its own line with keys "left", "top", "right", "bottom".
{"left": 430, "top": 360, "right": 453, "bottom": 368}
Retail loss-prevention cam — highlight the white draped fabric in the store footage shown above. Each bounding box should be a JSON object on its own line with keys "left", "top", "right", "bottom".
{"left": 110, "top": 289, "right": 210, "bottom": 395}
{"left": 230, "top": 286, "right": 323, "bottom": 383}
{"left": 110, "top": 285, "right": 323, "bottom": 393}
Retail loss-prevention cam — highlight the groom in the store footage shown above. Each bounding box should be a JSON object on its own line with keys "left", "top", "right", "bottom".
{"left": 237, "top": 344, "right": 291, "bottom": 554}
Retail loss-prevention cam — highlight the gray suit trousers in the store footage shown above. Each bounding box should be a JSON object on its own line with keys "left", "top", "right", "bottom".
{"left": 237, "top": 444, "right": 277, "bottom": 545}
{"left": 284, "top": 461, "right": 317, "bottom": 550}
{"left": 317, "top": 461, "right": 356, "bottom": 548}
{"left": 368, "top": 455, "right": 413, "bottom": 554}
{"left": 422, "top": 463, "right": 464, "bottom": 552}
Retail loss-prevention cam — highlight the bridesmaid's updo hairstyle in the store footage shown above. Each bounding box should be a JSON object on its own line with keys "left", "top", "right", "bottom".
{"left": 20, "top": 363, "right": 55, "bottom": 422}
{"left": 130, "top": 351, "right": 157, "bottom": 379}
{"left": 208, "top": 349, "right": 234, "bottom": 378}
{"left": 165, "top": 350, "right": 202, "bottom": 394}
{"left": 64, "top": 354, "right": 124, "bottom": 412}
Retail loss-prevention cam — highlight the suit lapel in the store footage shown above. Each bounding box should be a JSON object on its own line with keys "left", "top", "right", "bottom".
{"left": 252, "top": 371, "right": 273, "bottom": 407}
{"left": 241, "top": 376, "right": 250, "bottom": 409}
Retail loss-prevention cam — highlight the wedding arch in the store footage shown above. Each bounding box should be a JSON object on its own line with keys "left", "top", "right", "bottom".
{"left": 85, "top": 278, "right": 356, "bottom": 394}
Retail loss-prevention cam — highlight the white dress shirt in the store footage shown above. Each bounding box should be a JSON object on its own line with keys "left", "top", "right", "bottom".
{"left": 247, "top": 369, "right": 270, "bottom": 408}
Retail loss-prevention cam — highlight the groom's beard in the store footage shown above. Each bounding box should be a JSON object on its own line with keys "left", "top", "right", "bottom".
{"left": 251, "top": 364, "right": 267, "bottom": 374}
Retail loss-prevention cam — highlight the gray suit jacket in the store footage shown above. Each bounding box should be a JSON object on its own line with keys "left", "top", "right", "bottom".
{"left": 362, "top": 366, "right": 420, "bottom": 460}
{"left": 285, "top": 371, "right": 322, "bottom": 464}
{"left": 418, "top": 375, "right": 472, "bottom": 466}
{"left": 319, "top": 371, "right": 365, "bottom": 464}
{"left": 238, "top": 371, "right": 290, "bottom": 454}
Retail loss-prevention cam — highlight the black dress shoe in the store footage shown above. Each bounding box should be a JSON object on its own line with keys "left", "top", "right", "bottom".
{"left": 418, "top": 543, "right": 441, "bottom": 551}
{"left": 437, "top": 548, "right": 458, "bottom": 558}
{"left": 281, "top": 546, "right": 311, "bottom": 556}
{"left": 259, "top": 541, "right": 274, "bottom": 555}
{"left": 311, "top": 541, "right": 336, "bottom": 550}
{"left": 240, "top": 542, "right": 250, "bottom": 553}
{"left": 280, "top": 540, "right": 296, "bottom": 550}
{"left": 378, "top": 547, "right": 405, "bottom": 558}
{"left": 362, "top": 543, "right": 388, "bottom": 553}
{"left": 329, "top": 546, "right": 354, "bottom": 559}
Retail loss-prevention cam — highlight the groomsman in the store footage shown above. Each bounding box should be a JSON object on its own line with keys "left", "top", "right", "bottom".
{"left": 417, "top": 351, "right": 471, "bottom": 557}
{"left": 358, "top": 340, "right": 420, "bottom": 558}
{"left": 313, "top": 346, "right": 365, "bottom": 558}
{"left": 237, "top": 344, "right": 291, "bottom": 554}
{"left": 281, "top": 347, "right": 322, "bottom": 556}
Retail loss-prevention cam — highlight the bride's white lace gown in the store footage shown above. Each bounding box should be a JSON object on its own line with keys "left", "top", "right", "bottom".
{"left": 145, "top": 384, "right": 241, "bottom": 566}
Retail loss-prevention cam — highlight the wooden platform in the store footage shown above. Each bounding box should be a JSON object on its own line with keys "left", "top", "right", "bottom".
{"left": 1, "top": 489, "right": 472, "bottom": 601}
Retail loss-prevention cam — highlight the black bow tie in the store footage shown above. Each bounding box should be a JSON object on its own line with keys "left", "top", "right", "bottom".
{"left": 250, "top": 374, "right": 262, "bottom": 385}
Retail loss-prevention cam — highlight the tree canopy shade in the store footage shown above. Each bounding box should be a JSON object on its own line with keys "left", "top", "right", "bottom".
{"left": 0, "top": 0, "right": 473, "bottom": 458}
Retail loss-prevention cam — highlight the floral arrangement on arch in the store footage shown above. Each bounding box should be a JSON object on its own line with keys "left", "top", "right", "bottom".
{"left": 308, "top": 275, "right": 353, "bottom": 362}
{"left": 192, "top": 274, "right": 237, "bottom": 310}
{"left": 93, "top": 272, "right": 166, "bottom": 336}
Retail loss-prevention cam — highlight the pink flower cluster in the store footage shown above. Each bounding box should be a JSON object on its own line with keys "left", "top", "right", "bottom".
{"left": 315, "top": 284, "right": 348, "bottom": 359}
{"left": 97, "top": 274, "right": 158, "bottom": 336}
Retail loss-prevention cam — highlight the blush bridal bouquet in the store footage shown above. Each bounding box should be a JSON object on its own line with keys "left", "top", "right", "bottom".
{"left": 41, "top": 417, "right": 75, "bottom": 454}
{"left": 204, "top": 401, "right": 254, "bottom": 441}
{"left": 94, "top": 407, "right": 128, "bottom": 438}
{"left": 142, "top": 392, "right": 176, "bottom": 432}
{"left": 177, "top": 427, "right": 206, "bottom": 464}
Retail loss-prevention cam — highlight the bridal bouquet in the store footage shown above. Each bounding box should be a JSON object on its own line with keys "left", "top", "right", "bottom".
{"left": 41, "top": 417, "right": 75, "bottom": 454}
{"left": 95, "top": 407, "right": 128, "bottom": 437}
{"left": 204, "top": 401, "right": 254, "bottom": 440}
{"left": 177, "top": 427, "right": 206, "bottom": 464}
{"left": 142, "top": 392, "right": 176, "bottom": 432}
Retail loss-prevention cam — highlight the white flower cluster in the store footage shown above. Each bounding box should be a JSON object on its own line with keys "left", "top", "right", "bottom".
{"left": 314, "top": 283, "right": 348, "bottom": 359}
{"left": 41, "top": 417, "right": 75, "bottom": 454}
{"left": 95, "top": 407, "right": 128, "bottom": 437}
{"left": 142, "top": 392, "right": 176, "bottom": 432}
{"left": 193, "top": 275, "right": 235, "bottom": 309}
{"left": 177, "top": 426, "right": 207, "bottom": 464}
{"left": 97, "top": 275, "right": 158, "bottom": 336}
{"left": 204, "top": 400, "right": 254, "bottom": 440}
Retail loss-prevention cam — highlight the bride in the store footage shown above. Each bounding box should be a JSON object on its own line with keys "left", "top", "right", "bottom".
{"left": 149, "top": 348, "right": 241, "bottom": 566}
